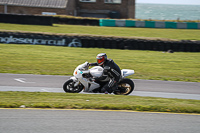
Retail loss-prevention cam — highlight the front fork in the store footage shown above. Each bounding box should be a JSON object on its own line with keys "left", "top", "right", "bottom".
{"left": 70, "top": 77, "right": 80, "bottom": 87}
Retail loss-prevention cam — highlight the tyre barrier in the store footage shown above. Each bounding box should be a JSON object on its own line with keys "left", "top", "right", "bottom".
{"left": 0, "top": 13, "right": 53, "bottom": 26}
{"left": 53, "top": 17, "right": 99, "bottom": 26}
{"left": 0, "top": 31, "right": 199, "bottom": 52}
{"left": 79, "top": 36, "right": 200, "bottom": 52}
{"left": 0, "top": 14, "right": 100, "bottom": 26}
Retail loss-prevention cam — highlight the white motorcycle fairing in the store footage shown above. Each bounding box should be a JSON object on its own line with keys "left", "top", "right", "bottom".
{"left": 70, "top": 62, "right": 102, "bottom": 92}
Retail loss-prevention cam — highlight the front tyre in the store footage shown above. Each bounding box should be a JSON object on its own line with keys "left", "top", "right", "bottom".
{"left": 114, "top": 78, "right": 134, "bottom": 95}
{"left": 63, "top": 79, "right": 84, "bottom": 93}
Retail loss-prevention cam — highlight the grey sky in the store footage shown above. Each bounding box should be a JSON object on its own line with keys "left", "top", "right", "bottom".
{"left": 136, "top": 0, "right": 200, "bottom": 5}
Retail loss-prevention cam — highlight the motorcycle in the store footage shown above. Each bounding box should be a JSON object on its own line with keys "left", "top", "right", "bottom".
{"left": 63, "top": 62, "right": 135, "bottom": 95}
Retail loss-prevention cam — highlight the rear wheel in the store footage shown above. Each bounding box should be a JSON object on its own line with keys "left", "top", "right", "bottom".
{"left": 114, "top": 78, "right": 134, "bottom": 95}
{"left": 63, "top": 79, "right": 84, "bottom": 93}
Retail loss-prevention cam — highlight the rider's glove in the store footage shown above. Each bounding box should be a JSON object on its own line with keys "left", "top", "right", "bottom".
{"left": 87, "top": 62, "right": 90, "bottom": 67}
{"left": 89, "top": 78, "right": 95, "bottom": 82}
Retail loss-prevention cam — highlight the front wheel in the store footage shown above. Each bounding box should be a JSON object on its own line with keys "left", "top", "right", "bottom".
{"left": 114, "top": 78, "right": 134, "bottom": 95}
{"left": 63, "top": 79, "right": 84, "bottom": 93}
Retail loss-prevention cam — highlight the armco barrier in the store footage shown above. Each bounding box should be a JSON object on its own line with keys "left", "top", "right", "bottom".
{"left": 187, "top": 22, "right": 199, "bottom": 29}
{"left": 155, "top": 21, "right": 165, "bottom": 28}
{"left": 0, "top": 14, "right": 53, "bottom": 26}
{"left": 0, "top": 31, "right": 199, "bottom": 52}
{"left": 99, "top": 19, "right": 116, "bottom": 27}
{"left": 145, "top": 21, "right": 155, "bottom": 28}
{"left": 100, "top": 19, "right": 200, "bottom": 29}
{"left": 126, "top": 20, "right": 135, "bottom": 27}
{"left": 165, "top": 22, "right": 177, "bottom": 29}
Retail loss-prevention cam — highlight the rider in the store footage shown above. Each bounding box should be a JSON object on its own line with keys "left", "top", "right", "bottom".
{"left": 89, "top": 53, "right": 121, "bottom": 93}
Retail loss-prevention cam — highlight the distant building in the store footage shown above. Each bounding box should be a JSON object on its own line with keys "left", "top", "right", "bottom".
{"left": 0, "top": 0, "right": 135, "bottom": 19}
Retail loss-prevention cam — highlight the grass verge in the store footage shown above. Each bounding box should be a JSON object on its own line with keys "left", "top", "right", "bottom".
{"left": 0, "top": 44, "right": 200, "bottom": 82}
{"left": 0, "top": 91, "right": 199, "bottom": 114}
{"left": 0, "top": 23, "right": 200, "bottom": 40}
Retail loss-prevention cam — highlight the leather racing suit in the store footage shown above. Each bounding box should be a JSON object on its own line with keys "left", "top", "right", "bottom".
{"left": 89, "top": 59, "right": 121, "bottom": 93}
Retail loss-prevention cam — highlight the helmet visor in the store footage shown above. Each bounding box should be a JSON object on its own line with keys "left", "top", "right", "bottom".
{"left": 97, "top": 57, "right": 105, "bottom": 64}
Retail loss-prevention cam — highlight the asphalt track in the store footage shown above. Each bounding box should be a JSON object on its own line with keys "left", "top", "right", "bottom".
{"left": 1, "top": 73, "right": 200, "bottom": 133}
{"left": 0, "top": 109, "right": 199, "bottom": 133}
{"left": 0, "top": 73, "right": 200, "bottom": 100}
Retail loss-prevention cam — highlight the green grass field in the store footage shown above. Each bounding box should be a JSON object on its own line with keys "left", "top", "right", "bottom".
{"left": 0, "top": 23, "right": 200, "bottom": 40}
{"left": 0, "top": 23, "right": 200, "bottom": 113}
{"left": 0, "top": 44, "right": 200, "bottom": 82}
{"left": 1, "top": 92, "right": 200, "bottom": 114}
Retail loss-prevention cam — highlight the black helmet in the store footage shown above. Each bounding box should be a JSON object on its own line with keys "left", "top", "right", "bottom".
{"left": 96, "top": 53, "right": 107, "bottom": 65}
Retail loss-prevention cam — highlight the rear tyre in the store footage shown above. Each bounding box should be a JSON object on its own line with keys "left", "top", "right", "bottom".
{"left": 114, "top": 78, "right": 134, "bottom": 95}
{"left": 63, "top": 79, "right": 84, "bottom": 93}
